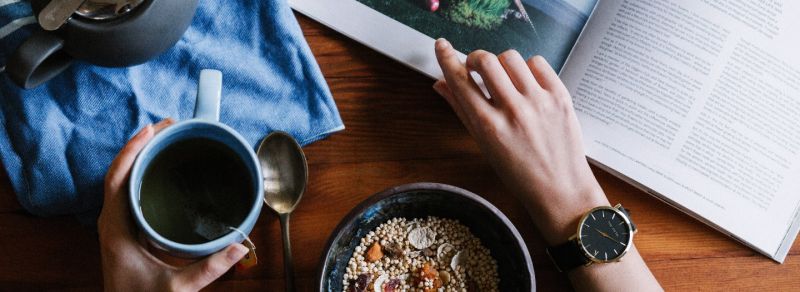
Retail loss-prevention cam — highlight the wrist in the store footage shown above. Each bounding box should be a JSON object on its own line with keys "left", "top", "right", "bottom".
{"left": 523, "top": 182, "right": 609, "bottom": 245}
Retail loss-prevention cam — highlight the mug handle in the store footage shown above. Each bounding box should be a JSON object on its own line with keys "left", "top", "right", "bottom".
{"left": 194, "top": 69, "right": 222, "bottom": 121}
{"left": 6, "top": 31, "right": 74, "bottom": 89}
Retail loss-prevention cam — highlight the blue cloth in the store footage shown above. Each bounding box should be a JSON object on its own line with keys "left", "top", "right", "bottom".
{"left": 0, "top": 0, "right": 344, "bottom": 218}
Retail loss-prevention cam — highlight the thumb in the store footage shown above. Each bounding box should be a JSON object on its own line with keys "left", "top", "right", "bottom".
{"left": 175, "top": 244, "right": 249, "bottom": 291}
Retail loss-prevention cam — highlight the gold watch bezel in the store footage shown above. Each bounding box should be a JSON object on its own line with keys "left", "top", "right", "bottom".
{"left": 571, "top": 204, "right": 635, "bottom": 265}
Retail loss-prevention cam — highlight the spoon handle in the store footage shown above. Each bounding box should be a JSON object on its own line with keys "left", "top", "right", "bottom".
{"left": 279, "top": 213, "right": 295, "bottom": 292}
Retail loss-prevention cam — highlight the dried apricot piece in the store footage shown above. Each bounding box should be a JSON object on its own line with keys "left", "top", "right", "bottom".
{"left": 366, "top": 242, "right": 383, "bottom": 262}
{"left": 413, "top": 262, "right": 443, "bottom": 292}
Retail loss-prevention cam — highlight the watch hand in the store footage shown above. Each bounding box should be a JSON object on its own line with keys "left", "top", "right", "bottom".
{"left": 593, "top": 227, "right": 611, "bottom": 238}
{"left": 594, "top": 228, "right": 627, "bottom": 246}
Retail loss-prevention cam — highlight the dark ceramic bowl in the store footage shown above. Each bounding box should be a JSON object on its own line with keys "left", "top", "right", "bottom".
{"left": 317, "top": 183, "right": 535, "bottom": 291}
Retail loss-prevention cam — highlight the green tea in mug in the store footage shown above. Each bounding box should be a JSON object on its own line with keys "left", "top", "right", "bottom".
{"left": 139, "top": 138, "right": 254, "bottom": 244}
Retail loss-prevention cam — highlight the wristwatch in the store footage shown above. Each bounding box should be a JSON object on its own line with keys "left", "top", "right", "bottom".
{"left": 546, "top": 204, "right": 637, "bottom": 272}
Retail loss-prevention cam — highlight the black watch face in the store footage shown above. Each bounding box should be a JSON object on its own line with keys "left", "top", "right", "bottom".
{"left": 578, "top": 208, "right": 632, "bottom": 262}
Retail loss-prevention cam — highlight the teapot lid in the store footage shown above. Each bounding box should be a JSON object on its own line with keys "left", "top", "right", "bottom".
{"left": 39, "top": 0, "right": 146, "bottom": 31}
{"left": 76, "top": 0, "right": 145, "bottom": 21}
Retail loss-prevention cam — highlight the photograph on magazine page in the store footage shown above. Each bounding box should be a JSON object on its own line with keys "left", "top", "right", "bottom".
{"left": 356, "top": 0, "right": 597, "bottom": 71}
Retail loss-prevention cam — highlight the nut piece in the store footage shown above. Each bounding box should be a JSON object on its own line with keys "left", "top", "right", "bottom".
{"left": 373, "top": 274, "right": 389, "bottom": 292}
{"left": 450, "top": 250, "right": 467, "bottom": 272}
{"left": 439, "top": 270, "right": 451, "bottom": 285}
{"left": 408, "top": 227, "right": 436, "bottom": 249}
{"left": 437, "top": 243, "right": 455, "bottom": 262}
{"left": 422, "top": 247, "right": 436, "bottom": 257}
{"left": 383, "top": 242, "right": 403, "bottom": 258}
{"left": 366, "top": 242, "right": 383, "bottom": 262}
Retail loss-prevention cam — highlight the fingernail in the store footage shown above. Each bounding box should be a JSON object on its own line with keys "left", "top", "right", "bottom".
{"left": 436, "top": 38, "right": 450, "bottom": 50}
{"left": 534, "top": 55, "right": 549, "bottom": 66}
{"left": 155, "top": 118, "right": 173, "bottom": 127}
{"left": 432, "top": 81, "right": 445, "bottom": 95}
{"left": 432, "top": 84, "right": 443, "bottom": 96}
{"left": 227, "top": 244, "right": 249, "bottom": 262}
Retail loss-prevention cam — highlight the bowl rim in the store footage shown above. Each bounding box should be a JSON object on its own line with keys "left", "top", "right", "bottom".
{"left": 315, "top": 182, "right": 536, "bottom": 291}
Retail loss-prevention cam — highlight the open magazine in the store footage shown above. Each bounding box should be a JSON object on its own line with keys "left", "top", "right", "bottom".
{"left": 290, "top": 0, "right": 800, "bottom": 262}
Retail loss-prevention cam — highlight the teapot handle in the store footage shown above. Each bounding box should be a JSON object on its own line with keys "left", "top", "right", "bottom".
{"left": 6, "top": 31, "right": 73, "bottom": 89}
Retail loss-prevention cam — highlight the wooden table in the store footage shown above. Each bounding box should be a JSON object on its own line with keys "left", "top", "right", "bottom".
{"left": 2, "top": 14, "right": 799, "bottom": 291}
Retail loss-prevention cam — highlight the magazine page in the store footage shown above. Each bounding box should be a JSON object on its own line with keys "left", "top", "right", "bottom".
{"left": 289, "top": 0, "right": 597, "bottom": 78}
{"left": 560, "top": 0, "right": 800, "bottom": 261}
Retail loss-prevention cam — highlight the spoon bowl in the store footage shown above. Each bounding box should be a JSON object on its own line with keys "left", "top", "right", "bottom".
{"left": 258, "top": 132, "right": 307, "bottom": 214}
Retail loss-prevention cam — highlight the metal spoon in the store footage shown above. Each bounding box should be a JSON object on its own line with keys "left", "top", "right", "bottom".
{"left": 256, "top": 131, "right": 307, "bottom": 292}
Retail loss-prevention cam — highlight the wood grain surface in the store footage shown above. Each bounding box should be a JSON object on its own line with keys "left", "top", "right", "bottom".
{"left": 1, "top": 13, "right": 798, "bottom": 291}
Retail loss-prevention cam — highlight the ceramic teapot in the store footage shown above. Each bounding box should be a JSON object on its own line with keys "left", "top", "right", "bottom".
{"left": 7, "top": 0, "right": 199, "bottom": 89}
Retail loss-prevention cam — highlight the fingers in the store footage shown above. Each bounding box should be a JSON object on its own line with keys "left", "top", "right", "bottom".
{"left": 105, "top": 119, "right": 174, "bottom": 189}
{"left": 498, "top": 50, "right": 541, "bottom": 95}
{"left": 527, "top": 55, "right": 568, "bottom": 95}
{"left": 100, "top": 119, "right": 175, "bottom": 241}
{"left": 176, "top": 244, "right": 248, "bottom": 291}
{"left": 433, "top": 80, "right": 457, "bottom": 109}
{"left": 105, "top": 125, "right": 153, "bottom": 193}
{"left": 466, "top": 50, "right": 521, "bottom": 106}
{"left": 434, "top": 38, "right": 495, "bottom": 121}
{"left": 434, "top": 80, "right": 474, "bottom": 135}
{"left": 153, "top": 118, "right": 174, "bottom": 134}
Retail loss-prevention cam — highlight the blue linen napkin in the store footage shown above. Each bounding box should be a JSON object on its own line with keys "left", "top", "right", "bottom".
{"left": 0, "top": 0, "right": 344, "bottom": 218}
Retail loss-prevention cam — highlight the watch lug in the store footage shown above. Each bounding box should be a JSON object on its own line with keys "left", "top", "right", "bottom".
{"left": 616, "top": 204, "right": 637, "bottom": 233}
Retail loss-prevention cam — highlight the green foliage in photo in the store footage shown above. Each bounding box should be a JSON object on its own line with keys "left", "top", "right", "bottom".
{"left": 443, "top": 0, "right": 511, "bottom": 30}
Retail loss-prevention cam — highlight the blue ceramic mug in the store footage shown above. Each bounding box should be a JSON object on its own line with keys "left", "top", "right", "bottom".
{"left": 128, "top": 69, "right": 263, "bottom": 258}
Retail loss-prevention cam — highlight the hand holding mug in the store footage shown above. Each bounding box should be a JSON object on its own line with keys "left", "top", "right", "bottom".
{"left": 99, "top": 119, "right": 248, "bottom": 291}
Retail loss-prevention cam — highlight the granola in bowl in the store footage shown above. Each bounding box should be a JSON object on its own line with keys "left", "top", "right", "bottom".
{"left": 343, "top": 217, "right": 499, "bottom": 292}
